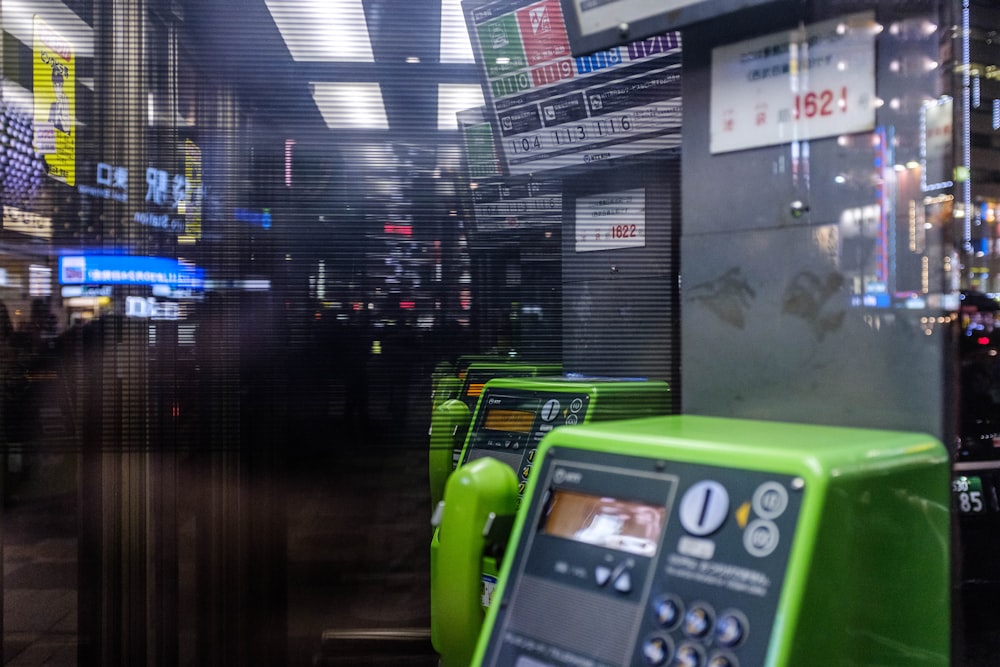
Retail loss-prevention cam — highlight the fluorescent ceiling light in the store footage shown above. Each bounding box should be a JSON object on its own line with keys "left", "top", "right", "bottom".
{"left": 439, "top": 0, "right": 475, "bottom": 63}
{"left": 311, "top": 82, "right": 388, "bottom": 130}
{"left": 265, "top": 0, "right": 374, "bottom": 62}
{"left": 2, "top": 0, "right": 94, "bottom": 57}
{"left": 437, "top": 84, "right": 485, "bottom": 130}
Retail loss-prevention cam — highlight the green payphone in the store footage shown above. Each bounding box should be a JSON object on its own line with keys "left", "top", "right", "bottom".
{"left": 465, "top": 415, "right": 950, "bottom": 667}
{"left": 431, "top": 376, "right": 672, "bottom": 667}
{"left": 429, "top": 363, "right": 561, "bottom": 510}
{"left": 431, "top": 355, "right": 504, "bottom": 411}
{"left": 456, "top": 376, "right": 671, "bottom": 497}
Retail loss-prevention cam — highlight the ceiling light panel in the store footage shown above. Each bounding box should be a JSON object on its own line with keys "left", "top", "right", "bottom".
{"left": 265, "top": 0, "right": 375, "bottom": 62}
{"left": 439, "top": 0, "right": 475, "bottom": 63}
{"left": 3, "top": 0, "right": 94, "bottom": 57}
{"left": 311, "top": 82, "right": 388, "bottom": 130}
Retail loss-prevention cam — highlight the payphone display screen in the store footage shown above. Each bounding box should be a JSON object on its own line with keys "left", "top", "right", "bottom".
{"left": 543, "top": 489, "right": 667, "bottom": 557}
{"left": 483, "top": 408, "right": 536, "bottom": 434}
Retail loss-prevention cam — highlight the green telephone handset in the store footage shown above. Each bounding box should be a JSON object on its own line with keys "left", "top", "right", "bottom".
{"left": 428, "top": 399, "right": 473, "bottom": 510}
{"left": 430, "top": 457, "right": 519, "bottom": 667}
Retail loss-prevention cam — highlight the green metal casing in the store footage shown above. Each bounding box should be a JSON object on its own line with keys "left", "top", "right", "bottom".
{"left": 473, "top": 415, "right": 951, "bottom": 667}
{"left": 457, "top": 375, "right": 674, "bottom": 474}
{"left": 428, "top": 364, "right": 561, "bottom": 511}
{"left": 457, "top": 363, "right": 563, "bottom": 410}
{"left": 432, "top": 376, "right": 671, "bottom": 667}
{"left": 430, "top": 355, "right": 506, "bottom": 411}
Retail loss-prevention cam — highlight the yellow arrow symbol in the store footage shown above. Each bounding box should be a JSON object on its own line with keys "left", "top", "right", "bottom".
{"left": 736, "top": 501, "right": 751, "bottom": 529}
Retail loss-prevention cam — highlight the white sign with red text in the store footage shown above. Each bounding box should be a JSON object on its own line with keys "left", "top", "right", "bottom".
{"left": 575, "top": 188, "right": 645, "bottom": 252}
{"left": 710, "top": 11, "right": 877, "bottom": 154}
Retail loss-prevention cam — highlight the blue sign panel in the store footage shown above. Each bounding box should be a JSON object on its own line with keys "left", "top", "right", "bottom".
{"left": 58, "top": 255, "right": 204, "bottom": 289}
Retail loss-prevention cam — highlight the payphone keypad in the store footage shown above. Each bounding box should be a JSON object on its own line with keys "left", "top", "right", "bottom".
{"left": 480, "top": 449, "right": 804, "bottom": 667}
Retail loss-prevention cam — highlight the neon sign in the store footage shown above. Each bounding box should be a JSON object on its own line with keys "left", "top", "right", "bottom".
{"left": 58, "top": 255, "right": 204, "bottom": 289}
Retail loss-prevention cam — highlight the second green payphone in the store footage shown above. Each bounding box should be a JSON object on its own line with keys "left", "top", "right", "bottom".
{"left": 463, "top": 415, "right": 950, "bottom": 667}
{"left": 431, "top": 376, "right": 672, "bottom": 666}
{"left": 428, "top": 363, "right": 561, "bottom": 509}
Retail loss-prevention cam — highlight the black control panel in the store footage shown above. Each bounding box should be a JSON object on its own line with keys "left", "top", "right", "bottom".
{"left": 463, "top": 389, "right": 591, "bottom": 497}
{"left": 480, "top": 448, "right": 803, "bottom": 667}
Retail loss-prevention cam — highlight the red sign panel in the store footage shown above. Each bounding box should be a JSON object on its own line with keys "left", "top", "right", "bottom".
{"left": 516, "top": 0, "right": 571, "bottom": 67}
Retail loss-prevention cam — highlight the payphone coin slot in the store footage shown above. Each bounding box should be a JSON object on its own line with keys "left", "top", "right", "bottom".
{"left": 678, "top": 481, "right": 729, "bottom": 536}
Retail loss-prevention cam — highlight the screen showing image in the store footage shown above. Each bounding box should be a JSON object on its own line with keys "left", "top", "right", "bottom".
{"left": 483, "top": 408, "right": 536, "bottom": 433}
{"left": 542, "top": 488, "right": 666, "bottom": 557}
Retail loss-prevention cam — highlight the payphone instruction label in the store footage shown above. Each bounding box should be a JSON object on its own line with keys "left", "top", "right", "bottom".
{"left": 665, "top": 553, "right": 772, "bottom": 597}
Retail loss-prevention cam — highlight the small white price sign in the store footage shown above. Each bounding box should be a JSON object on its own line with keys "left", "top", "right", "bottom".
{"left": 575, "top": 188, "right": 645, "bottom": 252}
{"left": 710, "top": 11, "right": 877, "bottom": 154}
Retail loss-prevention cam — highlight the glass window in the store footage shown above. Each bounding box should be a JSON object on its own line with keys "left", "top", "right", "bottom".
{"left": 0, "top": 0, "right": 992, "bottom": 664}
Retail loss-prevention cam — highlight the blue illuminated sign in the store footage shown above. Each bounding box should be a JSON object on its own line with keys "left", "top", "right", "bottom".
{"left": 58, "top": 255, "right": 204, "bottom": 289}
{"left": 234, "top": 208, "right": 272, "bottom": 229}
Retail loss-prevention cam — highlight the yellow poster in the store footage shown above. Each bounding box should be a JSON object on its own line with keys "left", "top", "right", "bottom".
{"left": 179, "top": 139, "right": 203, "bottom": 244}
{"left": 33, "top": 15, "right": 75, "bottom": 186}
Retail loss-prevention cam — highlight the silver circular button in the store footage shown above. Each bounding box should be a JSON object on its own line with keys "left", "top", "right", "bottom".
{"left": 678, "top": 481, "right": 729, "bottom": 536}
{"left": 743, "top": 519, "right": 780, "bottom": 557}
{"left": 752, "top": 481, "right": 788, "bottom": 519}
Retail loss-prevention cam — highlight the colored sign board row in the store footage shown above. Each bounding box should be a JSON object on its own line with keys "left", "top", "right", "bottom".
{"left": 464, "top": 0, "right": 682, "bottom": 175}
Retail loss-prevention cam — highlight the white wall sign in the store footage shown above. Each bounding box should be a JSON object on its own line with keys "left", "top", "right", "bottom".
{"left": 710, "top": 11, "right": 877, "bottom": 154}
{"left": 125, "top": 296, "right": 180, "bottom": 321}
{"left": 4, "top": 207, "right": 53, "bottom": 239}
{"left": 921, "top": 97, "right": 953, "bottom": 191}
{"left": 575, "top": 187, "right": 645, "bottom": 252}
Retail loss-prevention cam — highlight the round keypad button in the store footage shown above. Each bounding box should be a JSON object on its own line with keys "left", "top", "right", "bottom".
{"left": 715, "top": 610, "right": 748, "bottom": 648}
{"left": 674, "top": 642, "right": 705, "bottom": 667}
{"left": 641, "top": 634, "right": 674, "bottom": 666}
{"left": 683, "top": 604, "right": 714, "bottom": 639}
{"left": 652, "top": 594, "right": 683, "bottom": 629}
{"left": 708, "top": 651, "right": 739, "bottom": 667}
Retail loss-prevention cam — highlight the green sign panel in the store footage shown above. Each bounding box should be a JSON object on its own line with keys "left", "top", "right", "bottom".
{"left": 954, "top": 475, "right": 987, "bottom": 514}
{"left": 476, "top": 16, "right": 528, "bottom": 80}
